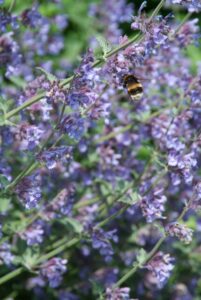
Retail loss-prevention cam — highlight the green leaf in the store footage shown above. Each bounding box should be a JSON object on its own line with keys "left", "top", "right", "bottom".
{"left": 21, "top": 248, "right": 39, "bottom": 270}
{"left": 61, "top": 217, "right": 83, "bottom": 234}
{"left": 0, "top": 101, "right": 7, "bottom": 126}
{"left": 136, "top": 146, "right": 152, "bottom": 161}
{"left": 90, "top": 280, "right": 104, "bottom": 297}
{"left": 0, "top": 197, "right": 11, "bottom": 213}
{"left": 96, "top": 35, "right": 112, "bottom": 57}
{"left": 117, "top": 179, "right": 126, "bottom": 191}
{"left": 118, "top": 191, "right": 141, "bottom": 205}
{"left": 136, "top": 248, "right": 147, "bottom": 265}
{"left": 36, "top": 67, "right": 57, "bottom": 82}
{"left": 0, "top": 175, "right": 10, "bottom": 189}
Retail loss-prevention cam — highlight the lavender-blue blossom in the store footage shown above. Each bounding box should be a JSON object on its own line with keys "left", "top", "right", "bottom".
{"left": 40, "top": 257, "right": 67, "bottom": 288}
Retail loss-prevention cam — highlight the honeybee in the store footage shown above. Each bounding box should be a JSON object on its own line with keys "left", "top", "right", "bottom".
{"left": 123, "top": 74, "right": 143, "bottom": 101}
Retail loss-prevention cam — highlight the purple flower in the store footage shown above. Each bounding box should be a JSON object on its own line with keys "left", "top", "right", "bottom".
{"left": 89, "top": 0, "right": 133, "bottom": 44}
{"left": 44, "top": 186, "right": 75, "bottom": 219}
{"left": 45, "top": 80, "right": 66, "bottom": 104}
{"left": 0, "top": 243, "right": 14, "bottom": 266}
{"left": 37, "top": 146, "right": 73, "bottom": 169}
{"left": 166, "top": 222, "right": 193, "bottom": 244}
{"left": 20, "top": 6, "right": 45, "bottom": 28}
{"left": 15, "top": 173, "right": 42, "bottom": 209}
{"left": 190, "top": 182, "right": 201, "bottom": 209}
{"left": 0, "top": 157, "right": 12, "bottom": 188}
{"left": 20, "top": 222, "right": 44, "bottom": 246}
{"left": 93, "top": 267, "right": 119, "bottom": 287}
{"left": 12, "top": 123, "right": 44, "bottom": 151}
{"left": 146, "top": 252, "right": 174, "bottom": 288}
{"left": 0, "top": 8, "right": 18, "bottom": 32}
{"left": 40, "top": 257, "right": 67, "bottom": 288}
{"left": 168, "top": 150, "right": 197, "bottom": 185}
{"left": 68, "top": 93, "right": 90, "bottom": 110}
{"left": 61, "top": 114, "right": 85, "bottom": 141}
{"left": 0, "top": 32, "right": 22, "bottom": 77}
{"left": 140, "top": 186, "right": 167, "bottom": 223}
{"left": 106, "top": 287, "right": 135, "bottom": 300}
{"left": 90, "top": 227, "right": 118, "bottom": 262}
{"left": 59, "top": 291, "right": 80, "bottom": 300}
{"left": 54, "top": 15, "right": 68, "bottom": 30}
{"left": 167, "top": 0, "right": 201, "bottom": 12}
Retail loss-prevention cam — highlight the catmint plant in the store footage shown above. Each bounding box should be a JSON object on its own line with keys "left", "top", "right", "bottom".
{"left": 0, "top": 0, "right": 200, "bottom": 299}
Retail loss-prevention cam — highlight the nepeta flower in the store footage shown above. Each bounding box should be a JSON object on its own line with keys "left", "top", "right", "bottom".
{"left": 44, "top": 186, "right": 75, "bottom": 219}
{"left": 67, "top": 50, "right": 99, "bottom": 110}
{"left": 18, "top": 75, "right": 50, "bottom": 105}
{"left": 190, "top": 182, "right": 201, "bottom": 209}
{"left": 0, "top": 156, "right": 12, "bottom": 187}
{"left": 167, "top": 0, "right": 201, "bottom": 12}
{"left": 20, "top": 222, "right": 44, "bottom": 246}
{"left": 166, "top": 222, "right": 193, "bottom": 244}
{"left": 93, "top": 267, "right": 119, "bottom": 287}
{"left": 90, "top": 227, "right": 118, "bottom": 262}
{"left": 54, "top": 15, "right": 68, "bottom": 30}
{"left": 0, "top": 32, "right": 22, "bottom": 77}
{"left": 168, "top": 151, "right": 197, "bottom": 185}
{"left": 146, "top": 252, "right": 174, "bottom": 288}
{"left": 89, "top": 0, "right": 133, "bottom": 44}
{"left": 12, "top": 123, "right": 44, "bottom": 151}
{"left": 40, "top": 257, "right": 67, "bottom": 288}
{"left": 0, "top": 243, "right": 14, "bottom": 265}
{"left": 61, "top": 114, "right": 85, "bottom": 141}
{"left": 176, "top": 19, "right": 199, "bottom": 47}
{"left": 45, "top": 80, "right": 66, "bottom": 104}
{"left": 131, "top": 13, "right": 172, "bottom": 53}
{"left": 140, "top": 186, "right": 167, "bottom": 223}
{"left": 20, "top": 5, "right": 45, "bottom": 28}
{"left": 15, "top": 173, "right": 42, "bottom": 209}
{"left": 37, "top": 146, "right": 73, "bottom": 169}
{"left": 106, "top": 287, "right": 135, "bottom": 300}
{"left": 0, "top": 8, "right": 18, "bottom": 32}
{"left": 97, "top": 145, "right": 122, "bottom": 167}
{"left": 59, "top": 291, "right": 80, "bottom": 300}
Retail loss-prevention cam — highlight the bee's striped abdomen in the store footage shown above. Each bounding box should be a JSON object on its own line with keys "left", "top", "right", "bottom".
{"left": 123, "top": 74, "right": 143, "bottom": 101}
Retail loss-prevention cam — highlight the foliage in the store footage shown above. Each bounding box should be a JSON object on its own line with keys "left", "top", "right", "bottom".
{"left": 0, "top": 0, "right": 201, "bottom": 299}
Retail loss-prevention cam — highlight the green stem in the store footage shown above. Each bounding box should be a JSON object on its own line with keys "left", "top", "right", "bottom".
{"left": 114, "top": 236, "right": 166, "bottom": 288}
{"left": 97, "top": 205, "right": 129, "bottom": 228}
{"left": 0, "top": 267, "right": 23, "bottom": 286}
{"left": 8, "top": 0, "right": 16, "bottom": 12}
{"left": 173, "top": 12, "right": 192, "bottom": 36}
{"left": 36, "top": 237, "right": 79, "bottom": 264}
{"left": 105, "top": 33, "right": 142, "bottom": 58}
{"left": 5, "top": 92, "right": 45, "bottom": 120}
{"left": 74, "top": 196, "right": 100, "bottom": 209}
{"left": 148, "top": 0, "right": 165, "bottom": 22}
{"left": 0, "top": 238, "right": 79, "bottom": 286}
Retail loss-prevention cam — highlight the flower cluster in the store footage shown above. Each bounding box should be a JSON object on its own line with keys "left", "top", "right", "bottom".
{"left": 165, "top": 222, "right": 193, "bottom": 244}
{"left": 146, "top": 252, "right": 174, "bottom": 288}
{"left": 40, "top": 258, "right": 68, "bottom": 288}
{"left": 0, "top": 243, "right": 14, "bottom": 266}
{"left": 15, "top": 173, "right": 42, "bottom": 209}
{"left": 37, "top": 146, "right": 73, "bottom": 170}
{"left": 106, "top": 287, "right": 135, "bottom": 300}
{"left": 167, "top": 0, "right": 201, "bottom": 12}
